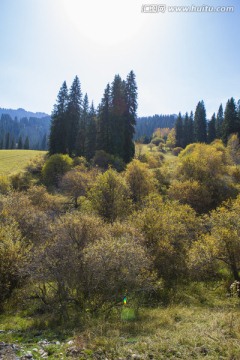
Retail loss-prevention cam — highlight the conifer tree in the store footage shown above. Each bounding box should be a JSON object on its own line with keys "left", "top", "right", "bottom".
{"left": 96, "top": 84, "right": 111, "bottom": 153}
{"left": 208, "top": 113, "right": 216, "bottom": 143}
{"left": 110, "top": 74, "right": 126, "bottom": 158}
{"left": 18, "top": 136, "right": 23, "bottom": 149}
{"left": 49, "top": 81, "right": 69, "bottom": 155}
{"left": 189, "top": 111, "right": 194, "bottom": 144}
{"left": 67, "top": 76, "right": 82, "bottom": 156}
{"left": 222, "top": 97, "right": 238, "bottom": 144}
{"left": 10, "top": 137, "right": 15, "bottom": 149}
{"left": 76, "top": 93, "right": 89, "bottom": 156}
{"left": 24, "top": 136, "right": 30, "bottom": 149}
{"left": 175, "top": 112, "right": 183, "bottom": 147}
{"left": 41, "top": 133, "right": 47, "bottom": 150}
{"left": 124, "top": 70, "right": 138, "bottom": 163}
{"left": 194, "top": 101, "right": 207, "bottom": 143}
{"left": 85, "top": 102, "right": 97, "bottom": 160}
{"left": 215, "top": 104, "right": 224, "bottom": 139}
{"left": 5, "top": 132, "right": 10, "bottom": 149}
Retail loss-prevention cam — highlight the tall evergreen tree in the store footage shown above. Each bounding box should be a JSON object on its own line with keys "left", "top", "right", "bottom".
{"left": 96, "top": 84, "right": 111, "bottom": 153}
{"left": 5, "top": 132, "right": 10, "bottom": 149}
{"left": 41, "top": 133, "right": 47, "bottom": 150}
{"left": 85, "top": 102, "right": 97, "bottom": 160}
{"left": 189, "top": 111, "right": 194, "bottom": 144}
{"left": 24, "top": 136, "right": 30, "bottom": 150}
{"left": 110, "top": 74, "right": 126, "bottom": 158}
{"left": 194, "top": 101, "right": 207, "bottom": 143}
{"left": 67, "top": 76, "right": 82, "bottom": 156}
{"left": 10, "top": 137, "right": 15, "bottom": 149}
{"left": 49, "top": 81, "right": 69, "bottom": 155}
{"left": 215, "top": 104, "right": 224, "bottom": 139}
{"left": 123, "top": 70, "right": 138, "bottom": 163}
{"left": 175, "top": 112, "right": 183, "bottom": 147}
{"left": 222, "top": 97, "right": 238, "bottom": 144}
{"left": 18, "top": 136, "right": 23, "bottom": 149}
{"left": 76, "top": 93, "right": 89, "bottom": 156}
{"left": 208, "top": 113, "right": 216, "bottom": 143}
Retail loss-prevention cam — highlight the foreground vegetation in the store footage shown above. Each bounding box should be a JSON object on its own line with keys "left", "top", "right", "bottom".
{"left": 1, "top": 136, "right": 240, "bottom": 358}
{"left": 1, "top": 291, "right": 240, "bottom": 359}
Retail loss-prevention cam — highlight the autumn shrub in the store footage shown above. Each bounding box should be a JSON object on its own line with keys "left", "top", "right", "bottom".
{"left": 89, "top": 168, "right": 132, "bottom": 222}
{"left": 125, "top": 160, "right": 157, "bottom": 204}
{"left": 0, "top": 221, "right": 29, "bottom": 312}
{"left": 42, "top": 154, "right": 73, "bottom": 187}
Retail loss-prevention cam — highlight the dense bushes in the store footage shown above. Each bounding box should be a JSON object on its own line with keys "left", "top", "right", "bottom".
{"left": 1, "top": 140, "right": 240, "bottom": 315}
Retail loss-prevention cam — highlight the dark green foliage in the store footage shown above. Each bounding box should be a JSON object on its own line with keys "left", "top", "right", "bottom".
{"left": 222, "top": 98, "right": 239, "bottom": 144}
{"left": 0, "top": 113, "right": 50, "bottom": 151}
{"left": 216, "top": 104, "right": 223, "bottom": 139}
{"left": 67, "top": 76, "right": 82, "bottom": 156}
{"left": 48, "top": 72, "right": 137, "bottom": 164}
{"left": 18, "top": 136, "right": 23, "bottom": 149}
{"left": 24, "top": 136, "right": 30, "bottom": 150}
{"left": 194, "top": 101, "right": 207, "bottom": 143}
{"left": 10, "top": 137, "right": 15, "bottom": 149}
{"left": 183, "top": 112, "right": 194, "bottom": 147}
{"left": 96, "top": 84, "right": 111, "bottom": 153}
{"left": 208, "top": 113, "right": 216, "bottom": 143}
{"left": 110, "top": 74, "right": 126, "bottom": 158}
{"left": 5, "top": 132, "right": 10, "bottom": 149}
{"left": 175, "top": 112, "right": 183, "bottom": 147}
{"left": 41, "top": 133, "right": 47, "bottom": 150}
{"left": 135, "top": 114, "right": 176, "bottom": 140}
{"left": 76, "top": 93, "right": 88, "bottom": 157}
{"left": 49, "top": 81, "right": 69, "bottom": 155}
{"left": 85, "top": 102, "right": 97, "bottom": 161}
{"left": 124, "top": 70, "right": 138, "bottom": 163}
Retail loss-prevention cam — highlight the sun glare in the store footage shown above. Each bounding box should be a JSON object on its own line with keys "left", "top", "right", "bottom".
{"left": 61, "top": 0, "right": 149, "bottom": 46}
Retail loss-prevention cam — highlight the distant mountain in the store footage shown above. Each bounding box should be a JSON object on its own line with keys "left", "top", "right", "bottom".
{"left": 0, "top": 108, "right": 50, "bottom": 120}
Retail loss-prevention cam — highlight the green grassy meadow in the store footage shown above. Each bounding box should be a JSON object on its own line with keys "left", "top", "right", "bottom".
{"left": 0, "top": 150, "right": 47, "bottom": 175}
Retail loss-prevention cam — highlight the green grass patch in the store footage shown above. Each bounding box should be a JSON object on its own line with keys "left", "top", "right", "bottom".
{"left": 0, "top": 150, "right": 46, "bottom": 175}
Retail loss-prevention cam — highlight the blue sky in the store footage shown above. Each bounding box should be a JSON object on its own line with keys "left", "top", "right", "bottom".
{"left": 0, "top": 0, "right": 239, "bottom": 117}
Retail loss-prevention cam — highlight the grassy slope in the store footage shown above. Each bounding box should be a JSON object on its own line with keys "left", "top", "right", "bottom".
{"left": 0, "top": 150, "right": 47, "bottom": 175}
{"left": 1, "top": 297, "right": 240, "bottom": 359}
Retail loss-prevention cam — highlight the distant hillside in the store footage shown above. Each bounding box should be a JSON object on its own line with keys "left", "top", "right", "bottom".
{"left": 0, "top": 109, "right": 51, "bottom": 150}
{"left": 0, "top": 108, "right": 49, "bottom": 120}
{"left": 135, "top": 114, "right": 177, "bottom": 140}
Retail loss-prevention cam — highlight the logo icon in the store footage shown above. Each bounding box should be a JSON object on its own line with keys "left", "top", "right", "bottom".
{"left": 142, "top": 4, "right": 166, "bottom": 13}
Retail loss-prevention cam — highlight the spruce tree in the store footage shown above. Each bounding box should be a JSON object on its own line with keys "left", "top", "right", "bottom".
{"left": 10, "top": 137, "right": 15, "bottom": 149}
{"left": 215, "top": 104, "right": 223, "bottom": 139}
{"left": 76, "top": 93, "right": 88, "bottom": 157}
{"left": 5, "top": 132, "right": 10, "bottom": 149}
{"left": 110, "top": 74, "right": 126, "bottom": 158}
{"left": 18, "top": 136, "right": 23, "bottom": 149}
{"left": 208, "top": 113, "right": 216, "bottom": 143}
{"left": 124, "top": 70, "right": 138, "bottom": 163}
{"left": 96, "top": 84, "right": 111, "bottom": 153}
{"left": 85, "top": 102, "right": 97, "bottom": 160}
{"left": 222, "top": 97, "right": 238, "bottom": 144}
{"left": 188, "top": 111, "right": 194, "bottom": 144}
{"left": 24, "top": 136, "right": 30, "bottom": 149}
{"left": 67, "top": 76, "right": 82, "bottom": 156}
{"left": 49, "top": 81, "right": 69, "bottom": 155}
{"left": 194, "top": 101, "right": 207, "bottom": 143}
{"left": 175, "top": 112, "right": 183, "bottom": 147}
{"left": 41, "top": 133, "right": 47, "bottom": 150}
